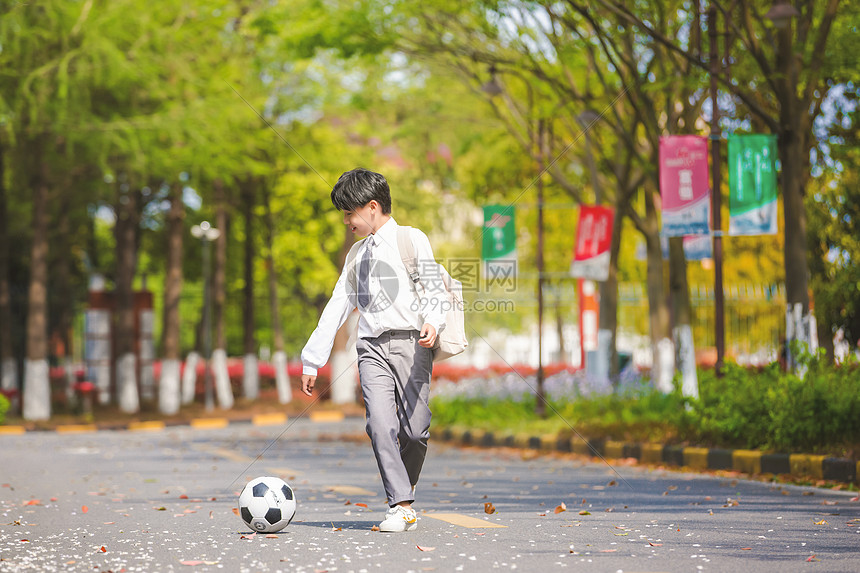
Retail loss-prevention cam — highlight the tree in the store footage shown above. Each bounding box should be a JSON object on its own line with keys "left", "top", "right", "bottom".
{"left": 159, "top": 183, "right": 184, "bottom": 414}
{"left": 594, "top": 0, "right": 848, "bottom": 368}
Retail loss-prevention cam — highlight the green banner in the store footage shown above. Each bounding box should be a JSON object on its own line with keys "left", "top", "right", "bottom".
{"left": 482, "top": 205, "right": 517, "bottom": 281}
{"left": 728, "top": 134, "right": 778, "bottom": 235}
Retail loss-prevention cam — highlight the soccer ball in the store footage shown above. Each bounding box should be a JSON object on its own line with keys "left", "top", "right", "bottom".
{"left": 237, "top": 476, "right": 296, "bottom": 533}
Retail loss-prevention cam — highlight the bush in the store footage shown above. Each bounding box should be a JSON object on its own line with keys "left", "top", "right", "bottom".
{"left": 0, "top": 393, "right": 8, "bottom": 425}
{"left": 431, "top": 358, "right": 860, "bottom": 456}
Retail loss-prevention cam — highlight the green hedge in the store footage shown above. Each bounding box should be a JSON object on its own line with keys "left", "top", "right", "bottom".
{"left": 0, "top": 393, "right": 8, "bottom": 425}
{"left": 430, "top": 358, "right": 860, "bottom": 456}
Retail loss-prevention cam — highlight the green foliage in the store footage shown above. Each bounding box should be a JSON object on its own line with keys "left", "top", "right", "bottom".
{"left": 432, "top": 360, "right": 860, "bottom": 455}
{"left": 0, "top": 392, "right": 8, "bottom": 425}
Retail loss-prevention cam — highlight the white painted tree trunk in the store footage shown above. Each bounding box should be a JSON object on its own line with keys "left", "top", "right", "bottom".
{"left": 273, "top": 351, "right": 291, "bottom": 404}
{"left": 1, "top": 357, "right": 17, "bottom": 392}
{"left": 786, "top": 303, "right": 818, "bottom": 377}
{"left": 593, "top": 329, "right": 613, "bottom": 384}
{"left": 159, "top": 358, "right": 181, "bottom": 415}
{"left": 243, "top": 354, "right": 259, "bottom": 400}
{"left": 653, "top": 338, "right": 675, "bottom": 394}
{"left": 181, "top": 352, "right": 200, "bottom": 405}
{"left": 116, "top": 352, "right": 139, "bottom": 413}
{"left": 212, "top": 348, "right": 233, "bottom": 409}
{"left": 63, "top": 360, "right": 76, "bottom": 406}
{"left": 673, "top": 324, "right": 699, "bottom": 400}
{"left": 330, "top": 344, "right": 358, "bottom": 405}
{"left": 22, "top": 359, "right": 50, "bottom": 421}
{"left": 331, "top": 312, "right": 358, "bottom": 404}
{"left": 93, "top": 363, "right": 111, "bottom": 405}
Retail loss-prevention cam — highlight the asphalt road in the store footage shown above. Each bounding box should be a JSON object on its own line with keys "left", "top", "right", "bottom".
{"left": 1, "top": 419, "right": 858, "bottom": 572}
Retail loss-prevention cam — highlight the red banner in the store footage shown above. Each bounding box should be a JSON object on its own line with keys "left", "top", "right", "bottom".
{"left": 571, "top": 205, "right": 614, "bottom": 281}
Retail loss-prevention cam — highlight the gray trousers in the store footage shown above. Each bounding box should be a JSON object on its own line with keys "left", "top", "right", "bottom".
{"left": 357, "top": 330, "right": 433, "bottom": 506}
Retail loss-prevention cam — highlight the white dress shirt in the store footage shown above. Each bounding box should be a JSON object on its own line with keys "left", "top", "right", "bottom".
{"left": 301, "top": 218, "right": 447, "bottom": 377}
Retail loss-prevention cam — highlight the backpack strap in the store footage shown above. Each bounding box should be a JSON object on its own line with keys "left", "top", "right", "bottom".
{"left": 396, "top": 227, "right": 422, "bottom": 293}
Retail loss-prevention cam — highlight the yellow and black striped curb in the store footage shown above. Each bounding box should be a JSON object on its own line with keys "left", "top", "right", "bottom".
{"left": 0, "top": 410, "right": 351, "bottom": 435}
{"left": 436, "top": 426, "right": 859, "bottom": 485}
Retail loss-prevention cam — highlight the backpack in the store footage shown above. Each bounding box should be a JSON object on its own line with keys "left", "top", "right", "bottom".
{"left": 345, "top": 227, "right": 468, "bottom": 362}
{"left": 395, "top": 227, "right": 468, "bottom": 362}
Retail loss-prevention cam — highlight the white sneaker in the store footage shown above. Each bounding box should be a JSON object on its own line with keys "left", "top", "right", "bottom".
{"left": 379, "top": 505, "right": 418, "bottom": 532}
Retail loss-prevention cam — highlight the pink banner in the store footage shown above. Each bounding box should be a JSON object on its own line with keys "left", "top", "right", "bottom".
{"left": 659, "top": 135, "right": 710, "bottom": 236}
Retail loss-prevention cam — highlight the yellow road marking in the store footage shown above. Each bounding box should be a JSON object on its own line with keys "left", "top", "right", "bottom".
{"left": 128, "top": 421, "right": 165, "bottom": 432}
{"left": 326, "top": 485, "right": 377, "bottom": 497}
{"left": 309, "top": 411, "right": 345, "bottom": 422}
{"left": 252, "top": 413, "right": 287, "bottom": 426}
{"left": 190, "top": 418, "right": 229, "bottom": 429}
{"left": 423, "top": 513, "right": 507, "bottom": 528}
{"left": 264, "top": 467, "right": 303, "bottom": 478}
{"left": 0, "top": 426, "right": 26, "bottom": 435}
{"left": 55, "top": 424, "right": 98, "bottom": 434}
{"left": 193, "top": 445, "right": 251, "bottom": 464}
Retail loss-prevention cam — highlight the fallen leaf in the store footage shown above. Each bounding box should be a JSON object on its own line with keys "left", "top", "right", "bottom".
{"left": 850, "top": 496, "right": 859, "bottom": 502}
{"left": 607, "top": 480, "right": 617, "bottom": 486}
{"left": 807, "top": 555, "right": 819, "bottom": 562}
{"left": 99, "top": 546, "right": 106, "bottom": 553}
{"left": 331, "top": 523, "right": 342, "bottom": 532}
{"left": 180, "top": 561, "right": 204, "bottom": 566}
{"left": 649, "top": 542, "right": 662, "bottom": 547}
{"left": 240, "top": 533, "right": 256, "bottom": 540}
{"left": 25, "top": 500, "right": 40, "bottom": 506}
{"left": 814, "top": 520, "right": 828, "bottom": 525}
{"left": 417, "top": 545, "right": 436, "bottom": 552}
{"left": 802, "top": 491, "right": 814, "bottom": 496}
{"left": 155, "top": 507, "right": 167, "bottom": 511}
{"left": 821, "top": 500, "right": 837, "bottom": 506}
{"left": 50, "top": 497, "right": 58, "bottom": 502}
{"left": 578, "top": 510, "right": 591, "bottom": 516}
{"left": 484, "top": 502, "right": 496, "bottom": 514}
{"left": 19, "top": 539, "right": 29, "bottom": 543}
{"left": 741, "top": 547, "right": 752, "bottom": 551}
{"left": 355, "top": 503, "right": 368, "bottom": 508}
{"left": 231, "top": 508, "right": 239, "bottom": 516}
{"left": 103, "top": 522, "right": 115, "bottom": 525}
{"left": 81, "top": 506, "right": 88, "bottom": 513}
{"left": 600, "top": 549, "right": 617, "bottom": 553}
{"left": 344, "top": 500, "right": 352, "bottom": 505}
{"left": 179, "top": 494, "right": 188, "bottom": 499}
{"left": 266, "top": 535, "right": 278, "bottom": 539}
{"left": 554, "top": 502, "right": 567, "bottom": 514}
{"left": 370, "top": 525, "right": 380, "bottom": 531}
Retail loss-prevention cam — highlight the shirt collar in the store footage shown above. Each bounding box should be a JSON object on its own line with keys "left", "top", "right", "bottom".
{"left": 371, "top": 217, "right": 398, "bottom": 247}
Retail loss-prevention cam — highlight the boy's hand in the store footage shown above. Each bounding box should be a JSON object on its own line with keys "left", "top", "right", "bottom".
{"left": 301, "top": 374, "right": 317, "bottom": 396}
{"left": 419, "top": 324, "right": 437, "bottom": 348}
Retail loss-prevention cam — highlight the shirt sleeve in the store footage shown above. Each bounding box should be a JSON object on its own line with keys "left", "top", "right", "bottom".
{"left": 300, "top": 266, "right": 356, "bottom": 377}
{"left": 411, "top": 228, "right": 448, "bottom": 334}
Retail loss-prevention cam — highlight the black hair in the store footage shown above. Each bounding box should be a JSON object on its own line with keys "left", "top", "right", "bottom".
{"left": 330, "top": 168, "right": 392, "bottom": 214}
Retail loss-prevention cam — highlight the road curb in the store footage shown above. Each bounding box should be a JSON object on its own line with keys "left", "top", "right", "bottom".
{"left": 0, "top": 410, "right": 357, "bottom": 435}
{"left": 434, "top": 425, "right": 859, "bottom": 485}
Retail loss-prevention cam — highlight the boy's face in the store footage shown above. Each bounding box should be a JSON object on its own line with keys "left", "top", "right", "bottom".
{"left": 343, "top": 201, "right": 377, "bottom": 236}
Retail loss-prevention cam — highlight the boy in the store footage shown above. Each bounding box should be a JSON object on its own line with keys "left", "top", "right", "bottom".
{"left": 300, "top": 168, "right": 447, "bottom": 532}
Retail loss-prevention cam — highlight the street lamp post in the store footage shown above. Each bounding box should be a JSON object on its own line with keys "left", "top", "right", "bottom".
{"left": 191, "top": 221, "right": 221, "bottom": 411}
{"left": 707, "top": 6, "right": 726, "bottom": 375}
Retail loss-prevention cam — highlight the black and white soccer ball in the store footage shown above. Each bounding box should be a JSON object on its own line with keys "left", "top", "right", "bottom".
{"left": 237, "top": 476, "right": 296, "bottom": 533}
